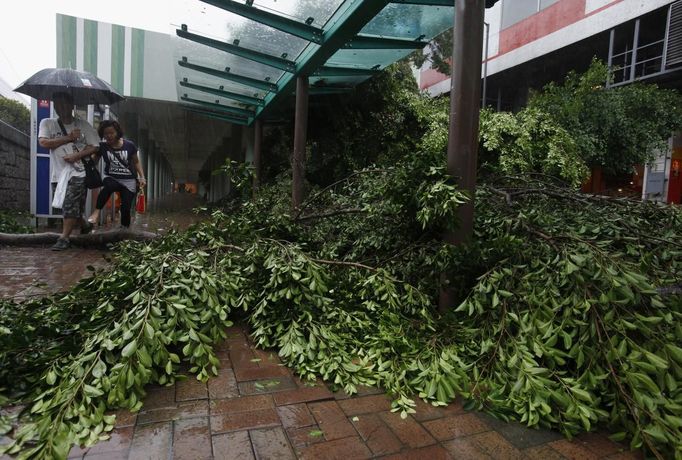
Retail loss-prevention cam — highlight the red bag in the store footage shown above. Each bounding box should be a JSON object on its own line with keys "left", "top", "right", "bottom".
{"left": 136, "top": 189, "right": 146, "bottom": 214}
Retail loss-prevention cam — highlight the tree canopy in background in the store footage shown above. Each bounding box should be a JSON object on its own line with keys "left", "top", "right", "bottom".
{"left": 0, "top": 97, "right": 30, "bottom": 134}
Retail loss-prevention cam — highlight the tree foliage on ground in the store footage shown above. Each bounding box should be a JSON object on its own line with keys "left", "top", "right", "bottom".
{"left": 1, "top": 64, "right": 682, "bottom": 459}
{"left": 0, "top": 97, "right": 30, "bottom": 134}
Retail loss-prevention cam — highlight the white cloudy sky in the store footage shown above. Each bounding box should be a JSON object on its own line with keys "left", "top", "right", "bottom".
{"left": 0, "top": 1, "right": 181, "bottom": 91}
{"left": 0, "top": 0, "right": 304, "bottom": 95}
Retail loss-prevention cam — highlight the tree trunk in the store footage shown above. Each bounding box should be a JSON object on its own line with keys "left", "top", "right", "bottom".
{"left": 0, "top": 229, "right": 158, "bottom": 247}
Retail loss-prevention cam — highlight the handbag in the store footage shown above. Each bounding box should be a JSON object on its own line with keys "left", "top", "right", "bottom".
{"left": 57, "top": 119, "right": 102, "bottom": 189}
{"left": 136, "top": 188, "right": 146, "bottom": 214}
{"left": 83, "top": 157, "right": 103, "bottom": 189}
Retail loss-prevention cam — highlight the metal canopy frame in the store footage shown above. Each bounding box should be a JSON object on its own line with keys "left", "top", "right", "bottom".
{"left": 175, "top": 0, "right": 456, "bottom": 125}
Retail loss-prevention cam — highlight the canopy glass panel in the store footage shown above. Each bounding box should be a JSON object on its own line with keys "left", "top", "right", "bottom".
{"left": 172, "top": 0, "right": 455, "bottom": 124}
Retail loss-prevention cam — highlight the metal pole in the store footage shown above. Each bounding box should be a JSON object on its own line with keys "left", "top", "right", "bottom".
{"left": 482, "top": 22, "right": 490, "bottom": 107}
{"left": 663, "top": 4, "right": 672, "bottom": 71}
{"left": 292, "top": 76, "right": 309, "bottom": 210}
{"left": 607, "top": 28, "right": 615, "bottom": 88}
{"left": 440, "top": 0, "right": 486, "bottom": 313}
{"left": 253, "top": 118, "right": 263, "bottom": 195}
{"left": 630, "top": 18, "right": 640, "bottom": 82}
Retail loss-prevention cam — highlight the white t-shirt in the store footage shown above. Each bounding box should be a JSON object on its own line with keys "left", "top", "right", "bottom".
{"left": 38, "top": 118, "right": 100, "bottom": 182}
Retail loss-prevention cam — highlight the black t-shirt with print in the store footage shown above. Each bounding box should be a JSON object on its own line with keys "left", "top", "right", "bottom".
{"left": 100, "top": 139, "right": 138, "bottom": 180}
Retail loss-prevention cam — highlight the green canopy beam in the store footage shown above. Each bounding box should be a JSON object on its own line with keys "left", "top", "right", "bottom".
{"left": 183, "top": 106, "right": 250, "bottom": 125}
{"left": 314, "top": 65, "right": 380, "bottom": 77}
{"left": 309, "top": 87, "right": 353, "bottom": 95}
{"left": 177, "top": 26, "right": 296, "bottom": 72}
{"left": 390, "top": 0, "right": 453, "bottom": 5}
{"left": 345, "top": 33, "right": 428, "bottom": 49}
{"left": 180, "top": 80, "right": 265, "bottom": 106}
{"left": 256, "top": 1, "right": 392, "bottom": 120}
{"left": 178, "top": 59, "right": 277, "bottom": 92}
{"left": 200, "top": 0, "right": 323, "bottom": 43}
{"left": 180, "top": 95, "right": 255, "bottom": 117}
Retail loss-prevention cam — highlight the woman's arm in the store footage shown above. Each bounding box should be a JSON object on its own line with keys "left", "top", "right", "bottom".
{"left": 133, "top": 154, "right": 147, "bottom": 189}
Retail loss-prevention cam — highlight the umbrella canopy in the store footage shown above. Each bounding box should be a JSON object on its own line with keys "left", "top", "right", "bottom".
{"left": 14, "top": 68, "right": 124, "bottom": 105}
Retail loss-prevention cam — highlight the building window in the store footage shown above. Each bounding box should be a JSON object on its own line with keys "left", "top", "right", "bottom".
{"left": 501, "top": 0, "right": 560, "bottom": 29}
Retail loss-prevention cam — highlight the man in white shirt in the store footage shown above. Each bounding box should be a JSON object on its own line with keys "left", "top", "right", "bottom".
{"left": 38, "top": 92, "right": 99, "bottom": 250}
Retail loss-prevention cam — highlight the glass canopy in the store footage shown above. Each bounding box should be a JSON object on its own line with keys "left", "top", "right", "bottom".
{"left": 171, "top": 0, "right": 455, "bottom": 125}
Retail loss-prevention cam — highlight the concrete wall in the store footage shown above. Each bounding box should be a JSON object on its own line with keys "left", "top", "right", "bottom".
{"left": 0, "top": 120, "right": 30, "bottom": 210}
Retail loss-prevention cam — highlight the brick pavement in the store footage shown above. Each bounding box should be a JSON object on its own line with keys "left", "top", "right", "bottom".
{"left": 0, "top": 202, "right": 645, "bottom": 459}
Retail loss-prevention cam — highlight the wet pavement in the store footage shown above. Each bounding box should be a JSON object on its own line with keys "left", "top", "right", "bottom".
{"left": 0, "top": 193, "right": 644, "bottom": 459}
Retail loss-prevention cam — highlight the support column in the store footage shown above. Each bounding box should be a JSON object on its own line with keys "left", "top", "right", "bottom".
{"left": 440, "top": 0, "right": 486, "bottom": 313}
{"left": 155, "top": 152, "right": 161, "bottom": 200}
{"left": 630, "top": 18, "right": 640, "bottom": 82}
{"left": 253, "top": 119, "right": 263, "bottom": 195}
{"left": 148, "top": 146, "right": 156, "bottom": 202}
{"left": 292, "top": 76, "right": 309, "bottom": 210}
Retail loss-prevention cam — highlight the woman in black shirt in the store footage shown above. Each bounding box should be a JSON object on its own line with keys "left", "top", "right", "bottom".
{"left": 87, "top": 120, "right": 146, "bottom": 228}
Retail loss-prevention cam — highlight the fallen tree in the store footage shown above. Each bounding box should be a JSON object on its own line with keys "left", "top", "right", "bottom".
{"left": 0, "top": 229, "right": 158, "bottom": 247}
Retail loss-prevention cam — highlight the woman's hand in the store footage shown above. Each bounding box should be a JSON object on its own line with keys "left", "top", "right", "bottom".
{"left": 138, "top": 177, "right": 147, "bottom": 188}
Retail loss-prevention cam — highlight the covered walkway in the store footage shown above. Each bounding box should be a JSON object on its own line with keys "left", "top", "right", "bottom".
{"left": 0, "top": 199, "right": 640, "bottom": 459}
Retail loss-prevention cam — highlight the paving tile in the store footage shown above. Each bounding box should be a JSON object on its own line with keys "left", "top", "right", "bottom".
{"left": 285, "top": 425, "right": 327, "bottom": 448}
{"left": 81, "top": 427, "right": 134, "bottom": 457}
{"left": 272, "top": 386, "right": 334, "bottom": 406}
{"left": 210, "top": 408, "right": 281, "bottom": 433}
{"left": 213, "top": 431, "right": 255, "bottom": 460}
{"left": 411, "top": 398, "right": 466, "bottom": 422}
{"left": 350, "top": 413, "right": 403, "bottom": 456}
{"left": 333, "top": 384, "right": 385, "bottom": 400}
{"left": 230, "top": 348, "right": 260, "bottom": 369}
{"left": 128, "top": 422, "right": 172, "bottom": 460}
{"left": 136, "top": 400, "right": 208, "bottom": 424}
{"left": 337, "top": 394, "right": 392, "bottom": 416}
{"left": 108, "top": 409, "right": 137, "bottom": 428}
{"left": 295, "top": 436, "right": 372, "bottom": 460}
{"left": 210, "top": 394, "right": 274, "bottom": 414}
{"left": 523, "top": 444, "right": 568, "bottom": 460}
{"left": 238, "top": 376, "right": 298, "bottom": 395}
{"left": 549, "top": 439, "right": 600, "bottom": 460}
{"left": 84, "top": 452, "right": 129, "bottom": 460}
{"left": 234, "top": 365, "right": 292, "bottom": 382}
{"left": 249, "top": 427, "right": 296, "bottom": 459}
{"left": 422, "top": 412, "right": 489, "bottom": 441}
{"left": 175, "top": 375, "right": 208, "bottom": 401}
{"left": 277, "top": 403, "right": 315, "bottom": 430}
{"left": 253, "top": 349, "right": 282, "bottom": 366}
{"left": 575, "top": 432, "right": 627, "bottom": 457}
{"left": 381, "top": 444, "right": 452, "bottom": 460}
{"left": 468, "top": 431, "right": 526, "bottom": 460}
{"left": 379, "top": 411, "right": 436, "bottom": 448}
{"left": 173, "top": 417, "right": 212, "bottom": 460}
{"left": 443, "top": 437, "right": 492, "bottom": 459}
{"left": 308, "top": 400, "right": 357, "bottom": 441}
{"left": 141, "top": 384, "right": 176, "bottom": 410}
{"left": 208, "top": 368, "right": 239, "bottom": 400}
{"left": 477, "top": 413, "right": 562, "bottom": 449}
{"left": 604, "top": 451, "right": 644, "bottom": 459}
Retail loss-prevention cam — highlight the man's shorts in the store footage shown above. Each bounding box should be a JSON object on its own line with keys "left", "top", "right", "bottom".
{"left": 62, "top": 176, "right": 87, "bottom": 218}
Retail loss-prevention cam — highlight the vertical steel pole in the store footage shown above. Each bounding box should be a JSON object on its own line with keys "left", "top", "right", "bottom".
{"left": 440, "top": 0, "right": 486, "bottom": 313}
{"left": 630, "top": 18, "right": 640, "bottom": 82}
{"left": 292, "top": 76, "right": 309, "bottom": 210}
{"left": 663, "top": 4, "right": 672, "bottom": 71}
{"left": 607, "top": 28, "right": 615, "bottom": 88}
{"left": 482, "top": 22, "right": 490, "bottom": 107}
{"left": 253, "top": 118, "right": 263, "bottom": 195}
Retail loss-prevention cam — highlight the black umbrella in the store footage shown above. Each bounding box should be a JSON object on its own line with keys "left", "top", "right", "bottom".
{"left": 14, "top": 68, "right": 124, "bottom": 105}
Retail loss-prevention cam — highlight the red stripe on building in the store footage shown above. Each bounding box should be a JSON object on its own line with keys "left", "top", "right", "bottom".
{"left": 419, "top": 67, "right": 450, "bottom": 90}
{"left": 498, "top": 0, "right": 587, "bottom": 55}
